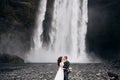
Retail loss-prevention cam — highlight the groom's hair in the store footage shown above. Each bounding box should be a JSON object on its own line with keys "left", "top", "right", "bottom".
{"left": 64, "top": 56, "right": 68, "bottom": 59}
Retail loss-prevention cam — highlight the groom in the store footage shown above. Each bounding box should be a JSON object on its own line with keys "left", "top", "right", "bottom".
{"left": 63, "top": 56, "right": 70, "bottom": 80}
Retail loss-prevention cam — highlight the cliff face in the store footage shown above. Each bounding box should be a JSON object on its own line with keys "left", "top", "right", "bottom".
{"left": 0, "top": 0, "right": 39, "bottom": 32}
{"left": 87, "top": 0, "right": 120, "bottom": 59}
{"left": 0, "top": 0, "right": 39, "bottom": 57}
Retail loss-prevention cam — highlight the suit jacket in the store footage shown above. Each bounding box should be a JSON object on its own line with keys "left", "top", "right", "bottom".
{"left": 63, "top": 61, "right": 70, "bottom": 72}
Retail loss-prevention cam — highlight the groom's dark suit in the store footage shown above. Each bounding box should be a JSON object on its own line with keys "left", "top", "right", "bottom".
{"left": 63, "top": 61, "right": 70, "bottom": 80}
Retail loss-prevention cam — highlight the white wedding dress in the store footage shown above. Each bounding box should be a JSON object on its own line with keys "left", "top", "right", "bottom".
{"left": 54, "top": 62, "right": 64, "bottom": 80}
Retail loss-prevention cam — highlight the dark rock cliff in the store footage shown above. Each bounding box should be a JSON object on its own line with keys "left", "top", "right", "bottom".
{"left": 0, "top": 0, "right": 39, "bottom": 57}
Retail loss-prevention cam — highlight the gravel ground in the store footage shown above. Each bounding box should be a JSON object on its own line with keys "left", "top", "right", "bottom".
{"left": 0, "top": 63, "right": 120, "bottom": 80}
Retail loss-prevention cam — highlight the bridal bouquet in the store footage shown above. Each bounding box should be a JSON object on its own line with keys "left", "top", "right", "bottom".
{"left": 68, "top": 67, "right": 72, "bottom": 73}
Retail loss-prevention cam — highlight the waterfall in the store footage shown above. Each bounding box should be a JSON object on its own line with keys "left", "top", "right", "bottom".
{"left": 26, "top": 0, "right": 90, "bottom": 63}
{"left": 33, "top": 0, "right": 47, "bottom": 49}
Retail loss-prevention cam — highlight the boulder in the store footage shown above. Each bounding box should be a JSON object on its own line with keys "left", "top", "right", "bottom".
{"left": 0, "top": 53, "right": 24, "bottom": 64}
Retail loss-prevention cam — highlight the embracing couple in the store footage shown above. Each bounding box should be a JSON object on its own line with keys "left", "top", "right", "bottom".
{"left": 54, "top": 56, "right": 70, "bottom": 80}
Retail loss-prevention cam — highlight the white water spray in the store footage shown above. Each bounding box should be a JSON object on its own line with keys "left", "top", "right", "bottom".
{"left": 26, "top": 0, "right": 91, "bottom": 63}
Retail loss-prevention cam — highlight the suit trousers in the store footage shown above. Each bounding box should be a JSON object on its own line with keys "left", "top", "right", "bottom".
{"left": 64, "top": 71, "right": 69, "bottom": 80}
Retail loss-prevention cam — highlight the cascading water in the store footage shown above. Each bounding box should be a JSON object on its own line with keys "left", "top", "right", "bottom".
{"left": 26, "top": 0, "right": 90, "bottom": 63}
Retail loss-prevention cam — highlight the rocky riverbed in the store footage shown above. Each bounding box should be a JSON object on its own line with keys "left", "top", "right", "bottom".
{"left": 0, "top": 63, "right": 120, "bottom": 80}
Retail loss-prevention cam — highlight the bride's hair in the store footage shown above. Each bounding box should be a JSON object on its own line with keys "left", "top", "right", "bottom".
{"left": 57, "top": 56, "right": 62, "bottom": 66}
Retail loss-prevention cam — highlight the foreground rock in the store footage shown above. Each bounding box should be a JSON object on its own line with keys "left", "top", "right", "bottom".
{"left": 0, "top": 54, "right": 24, "bottom": 64}
{"left": 0, "top": 63, "right": 120, "bottom": 80}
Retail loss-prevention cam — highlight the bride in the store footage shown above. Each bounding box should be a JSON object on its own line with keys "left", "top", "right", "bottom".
{"left": 54, "top": 56, "right": 64, "bottom": 80}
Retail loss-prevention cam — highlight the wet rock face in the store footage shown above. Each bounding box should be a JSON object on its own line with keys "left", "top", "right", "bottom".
{"left": 87, "top": 0, "right": 120, "bottom": 59}
{"left": 0, "top": 63, "right": 120, "bottom": 80}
